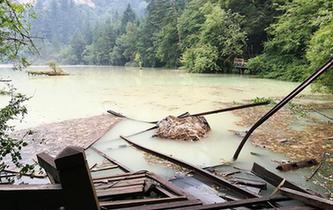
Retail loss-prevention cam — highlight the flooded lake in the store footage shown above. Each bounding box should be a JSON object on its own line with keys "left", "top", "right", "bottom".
{"left": 0, "top": 65, "right": 329, "bottom": 192}
{"left": 0, "top": 65, "right": 304, "bottom": 129}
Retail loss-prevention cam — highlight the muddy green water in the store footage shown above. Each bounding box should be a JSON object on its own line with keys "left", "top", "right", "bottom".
{"left": 0, "top": 65, "right": 328, "bottom": 193}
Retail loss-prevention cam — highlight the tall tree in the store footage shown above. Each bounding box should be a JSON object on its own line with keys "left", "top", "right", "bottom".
{"left": 221, "top": 0, "right": 280, "bottom": 57}
{"left": 120, "top": 4, "right": 137, "bottom": 33}
{"left": 180, "top": 1, "right": 246, "bottom": 73}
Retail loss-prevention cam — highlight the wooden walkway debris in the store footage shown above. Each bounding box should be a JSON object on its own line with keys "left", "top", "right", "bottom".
{"left": 251, "top": 163, "right": 318, "bottom": 196}
{"left": 120, "top": 135, "right": 259, "bottom": 199}
{"left": 107, "top": 101, "right": 270, "bottom": 124}
{"left": 1, "top": 147, "right": 332, "bottom": 209}
{"left": 90, "top": 146, "right": 132, "bottom": 173}
{"left": 279, "top": 187, "right": 333, "bottom": 210}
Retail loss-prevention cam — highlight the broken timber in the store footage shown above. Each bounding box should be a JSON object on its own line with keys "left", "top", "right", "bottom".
{"left": 108, "top": 101, "right": 270, "bottom": 124}
{"left": 251, "top": 163, "right": 317, "bottom": 196}
{"left": 90, "top": 146, "right": 132, "bottom": 173}
{"left": 3, "top": 146, "right": 332, "bottom": 209}
{"left": 120, "top": 135, "right": 259, "bottom": 198}
{"left": 171, "top": 195, "right": 290, "bottom": 210}
{"left": 279, "top": 187, "right": 333, "bottom": 210}
{"left": 276, "top": 159, "right": 318, "bottom": 172}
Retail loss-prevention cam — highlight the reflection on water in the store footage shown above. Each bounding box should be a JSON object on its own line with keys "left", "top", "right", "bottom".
{"left": 0, "top": 65, "right": 325, "bottom": 192}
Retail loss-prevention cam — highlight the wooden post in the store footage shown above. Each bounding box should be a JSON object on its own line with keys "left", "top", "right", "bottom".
{"left": 55, "top": 146, "right": 100, "bottom": 210}
{"left": 37, "top": 152, "right": 60, "bottom": 184}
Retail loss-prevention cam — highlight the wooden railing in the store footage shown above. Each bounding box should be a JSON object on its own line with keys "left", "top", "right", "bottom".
{"left": 1, "top": 146, "right": 100, "bottom": 210}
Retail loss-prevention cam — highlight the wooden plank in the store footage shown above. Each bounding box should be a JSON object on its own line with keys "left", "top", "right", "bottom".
{"left": 90, "top": 147, "right": 132, "bottom": 172}
{"left": 263, "top": 206, "right": 315, "bottom": 210}
{"left": 55, "top": 146, "right": 100, "bottom": 210}
{"left": 99, "top": 196, "right": 187, "bottom": 208}
{"left": 97, "top": 185, "right": 143, "bottom": 198}
{"left": 147, "top": 173, "right": 188, "bottom": 197}
{"left": 170, "top": 176, "right": 226, "bottom": 204}
{"left": 93, "top": 170, "right": 146, "bottom": 180}
{"left": 279, "top": 187, "right": 333, "bottom": 210}
{"left": 37, "top": 152, "right": 60, "bottom": 184}
{"left": 171, "top": 196, "right": 290, "bottom": 210}
{"left": 93, "top": 173, "right": 146, "bottom": 183}
{"left": 91, "top": 165, "right": 119, "bottom": 172}
{"left": 95, "top": 178, "right": 145, "bottom": 190}
{"left": 122, "top": 199, "right": 203, "bottom": 210}
{"left": 121, "top": 136, "right": 259, "bottom": 199}
{"left": 0, "top": 184, "right": 64, "bottom": 209}
{"left": 231, "top": 178, "right": 267, "bottom": 190}
{"left": 154, "top": 185, "right": 177, "bottom": 198}
{"left": 251, "top": 163, "right": 315, "bottom": 195}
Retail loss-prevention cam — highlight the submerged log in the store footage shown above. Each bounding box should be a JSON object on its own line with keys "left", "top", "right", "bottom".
{"left": 276, "top": 159, "right": 318, "bottom": 172}
{"left": 153, "top": 115, "right": 210, "bottom": 141}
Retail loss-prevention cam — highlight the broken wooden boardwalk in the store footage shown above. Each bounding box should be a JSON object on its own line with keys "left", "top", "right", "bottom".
{"left": 0, "top": 147, "right": 332, "bottom": 210}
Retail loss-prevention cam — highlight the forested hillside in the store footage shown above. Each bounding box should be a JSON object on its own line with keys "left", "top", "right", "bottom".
{"left": 28, "top": 0, "right": 146, "bottom": 62}
{"left": 28, "top": 0, "right": 333, "bottom": 92}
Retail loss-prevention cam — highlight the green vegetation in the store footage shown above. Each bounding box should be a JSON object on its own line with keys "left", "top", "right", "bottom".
{"left": 0, "top": 1, "right": 34, "bottom": 173}
{"left": 0, "top": 0, "right": 35, "bottom": 69}
{"left": 247, "top": 0, "right": 333, "bottom": 92}
{"left": 22, "top": 0, "right": 333, "bottom": 91}
{"left": 0, "top": 87, "right": 32, "bottom": 172}
{"left": 251, "top": 97, "right": 275, "bottom": 105}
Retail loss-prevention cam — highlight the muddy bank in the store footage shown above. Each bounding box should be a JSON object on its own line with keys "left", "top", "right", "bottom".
{"left": 233, "top": 103, "right": 333, "bottom": 161}
{"left": 232, "top": 97, "right": 333, "bottom": 195}
{"left": 8, "top": 114, "right": 120, "bottom": 171}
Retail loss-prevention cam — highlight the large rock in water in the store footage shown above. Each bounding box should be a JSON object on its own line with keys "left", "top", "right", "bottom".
{"left": 153, "top": 115, "right": 210, "bottom": 141}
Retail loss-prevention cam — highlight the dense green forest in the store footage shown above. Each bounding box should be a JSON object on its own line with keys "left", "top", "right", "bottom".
{"left": 27, "top": 0, "right": 332, "bottom": 92}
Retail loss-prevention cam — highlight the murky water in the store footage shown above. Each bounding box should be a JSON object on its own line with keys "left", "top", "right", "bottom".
{"left": 0, "top": 65, "right": 328, "bottom": 192}
{"left": 0, "top": 65, "right": 306, "bottom": 129}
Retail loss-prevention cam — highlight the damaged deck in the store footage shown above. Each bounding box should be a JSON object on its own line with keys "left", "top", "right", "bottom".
{"left": 1, "top": 145, "right": 331, "bottom": 210}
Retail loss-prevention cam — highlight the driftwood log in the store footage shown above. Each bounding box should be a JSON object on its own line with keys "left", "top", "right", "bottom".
{"left": 276, "top": 159, "right": 318, "bottom": 172}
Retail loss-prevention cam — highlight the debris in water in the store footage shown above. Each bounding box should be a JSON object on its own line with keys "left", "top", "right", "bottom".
{"left": 153, "top": 115, "right": 210, "bottom": 141}
{"left": 276, "top": 159, "right": 318, "bottom": 172}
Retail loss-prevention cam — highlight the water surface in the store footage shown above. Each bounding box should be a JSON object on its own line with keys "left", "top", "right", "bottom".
{"left": 0, "top": 66, "right": 326, "bottom": 192}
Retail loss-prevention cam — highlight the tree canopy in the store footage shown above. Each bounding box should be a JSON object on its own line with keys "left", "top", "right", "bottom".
{"left": 0, "top": 0, "right": 35, "bottom": 68}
